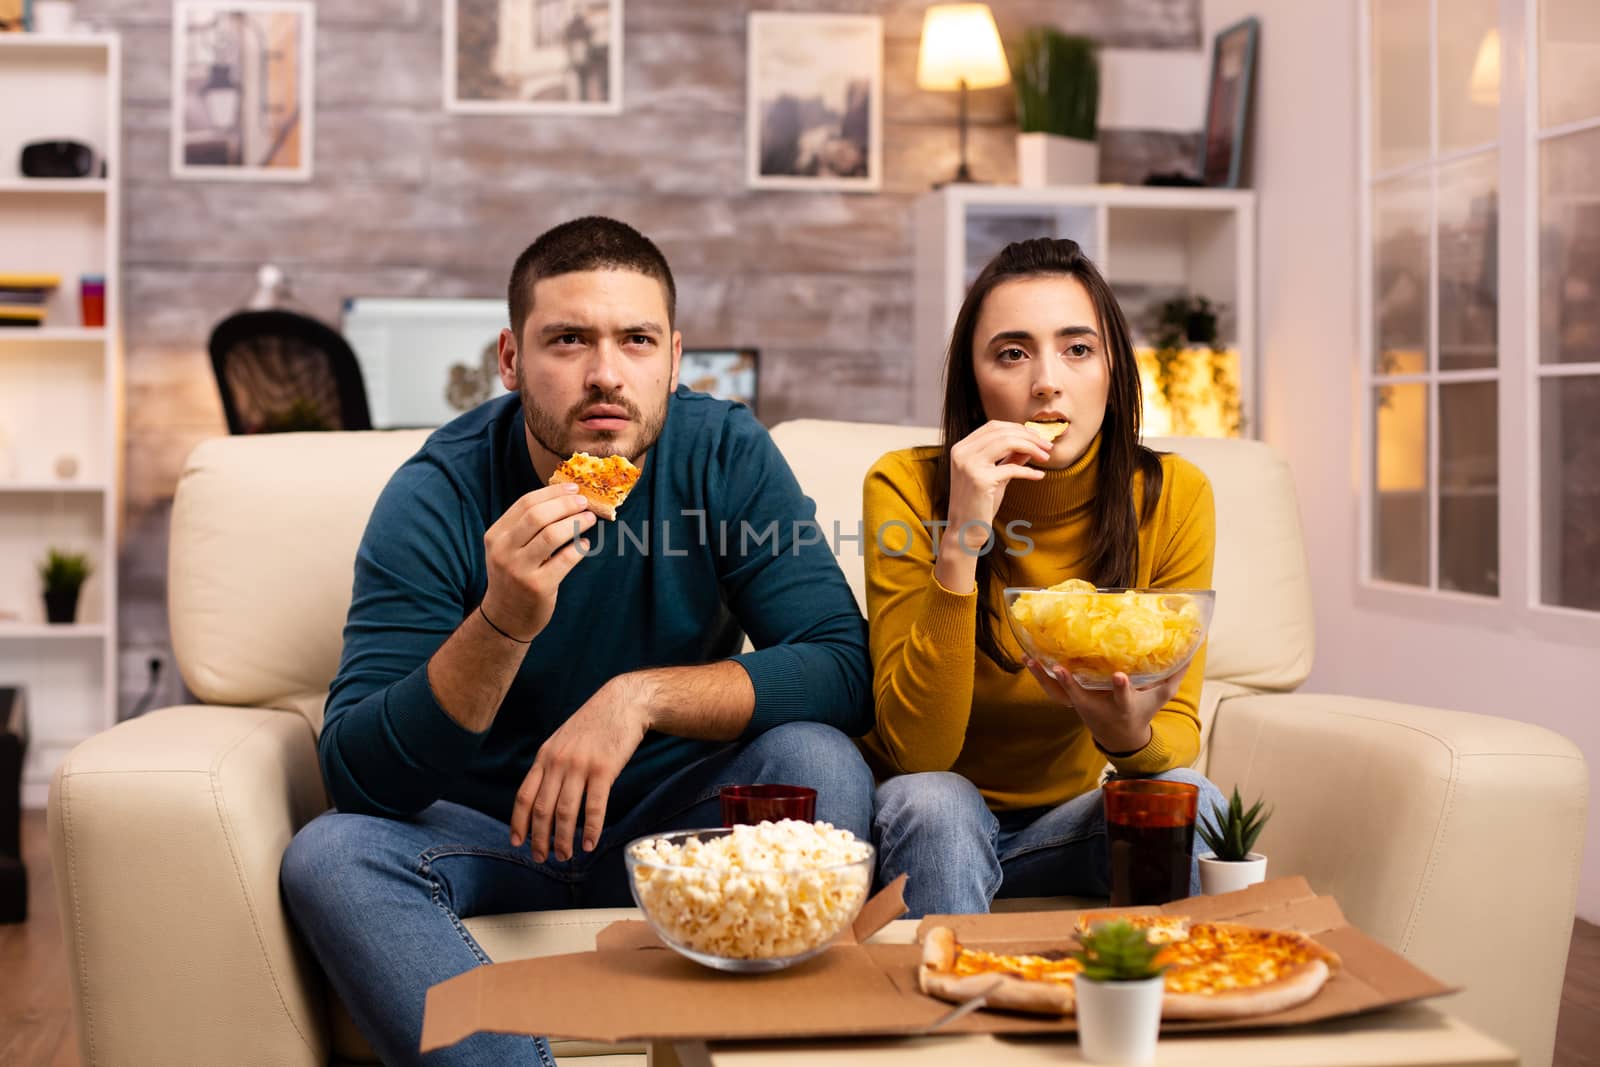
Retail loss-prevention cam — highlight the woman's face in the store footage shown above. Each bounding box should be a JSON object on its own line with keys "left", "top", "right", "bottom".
{"left": 971, "top": 275, "right": 1111, "bottom": 469}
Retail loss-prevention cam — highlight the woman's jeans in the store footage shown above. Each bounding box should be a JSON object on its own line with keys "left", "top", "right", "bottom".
{"left": 280, "top": 721, "right": 875, "bottom": 1066}
{"left": 872, "top": 767, "right": 1226, "bottom": 918}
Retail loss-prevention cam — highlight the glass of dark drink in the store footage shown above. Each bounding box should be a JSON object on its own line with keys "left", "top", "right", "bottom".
{"left": 1103, "top": 779, "right": 1199, "bottom": 906}
{"left": 720, "top": 784, "right": 817, "bottom": 827}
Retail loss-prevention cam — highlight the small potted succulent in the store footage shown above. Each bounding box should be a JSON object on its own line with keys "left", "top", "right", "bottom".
{"left": 38, "top": 548, "right": 92, "bottom": 625}
{"left": 1072, "top": 919, "right": 1167, "bottom": 1065}
{"left": 1197, "top": 786, "right": 1273, "bottom": 894}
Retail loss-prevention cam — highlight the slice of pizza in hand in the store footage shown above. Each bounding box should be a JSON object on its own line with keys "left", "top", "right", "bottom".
{"left": 549, "top": 451, "right": 641, "bottom": 521}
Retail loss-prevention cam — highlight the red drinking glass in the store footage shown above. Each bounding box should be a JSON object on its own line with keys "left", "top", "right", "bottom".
{"left": 720, "top": 784, "right": 817, "bottom": 827}
{"left": 1103, "top": 779, "right": 1199, "bottom": 906}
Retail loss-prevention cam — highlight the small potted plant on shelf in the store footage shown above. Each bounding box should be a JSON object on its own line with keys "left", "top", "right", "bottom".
{"left": 1197, "top": 785, "right": 1273, "bottom": 894}
{"left": 1011, "top": 27, "right": 1100, "bottom": 187}
{"left": 1072, "top": 919, "right": 1168, "bottom": 1065}
{"left": 38, "top": 548, "right": 92, "bottom": 625}
{"left": 1145, "top": 293, "right": 1244, "bottom": 437}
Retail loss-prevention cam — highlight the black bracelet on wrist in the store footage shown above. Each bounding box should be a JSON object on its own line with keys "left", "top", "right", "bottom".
{"left": 478, "top": 604, "right": 532, "bottom": 644}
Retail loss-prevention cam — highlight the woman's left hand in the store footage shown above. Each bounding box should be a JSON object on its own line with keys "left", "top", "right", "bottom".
{"left": 1023, "top": 658, "right": 1185, "bottom": 754}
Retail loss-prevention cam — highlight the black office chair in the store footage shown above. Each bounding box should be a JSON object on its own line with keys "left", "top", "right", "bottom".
{"left": 207, "top": 309, "right": 372, "bottom": 434}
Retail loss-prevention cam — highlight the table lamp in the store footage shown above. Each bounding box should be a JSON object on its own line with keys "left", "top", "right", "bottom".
{"left": 917, "top": 3, "right": 1011, "bottom": 184}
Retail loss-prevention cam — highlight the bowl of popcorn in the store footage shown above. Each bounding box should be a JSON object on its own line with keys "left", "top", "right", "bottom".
{"left": 624, "top": 820, "right": 874, "bottom": 973}
{"left": 1004, "top": 579, "right": 1215, "bottom": 690}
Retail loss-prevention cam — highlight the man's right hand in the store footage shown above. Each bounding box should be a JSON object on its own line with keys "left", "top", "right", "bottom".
{"left": 478, "top": 483, "right": 596, "bottom": 642}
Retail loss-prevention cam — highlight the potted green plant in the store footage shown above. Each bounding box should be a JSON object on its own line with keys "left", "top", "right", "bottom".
{"left": 1072, "top": 919, "right": 1167, "bottom": 1064}
{"left": 1146, "top": 294, "right": 1244, "bottom": 437}
{"left": 1197, "top": 785, "right": 1272, "bottom": 894}
{"left": 1011, "top": 28, "right": 1099, "bottom": 187}
{"left": 38, "top": 548, "right": 92, "bottom": 625}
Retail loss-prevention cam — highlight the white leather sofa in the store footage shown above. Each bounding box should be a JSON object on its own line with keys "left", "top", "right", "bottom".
{"left": 49, "top": 420, "right": 1586, "bottom": 1067}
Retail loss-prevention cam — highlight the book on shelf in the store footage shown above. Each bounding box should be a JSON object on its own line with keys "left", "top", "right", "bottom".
{"left": 0, "top": 274, "right": 60, "bottom": 290}
{"left": 0, "top": 305, "right": 46, "bottom": 326}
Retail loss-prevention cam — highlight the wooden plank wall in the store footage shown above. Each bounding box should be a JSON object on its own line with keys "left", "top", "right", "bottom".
{"left": 69, "top": 0, "right": 1200, "bottom": 715}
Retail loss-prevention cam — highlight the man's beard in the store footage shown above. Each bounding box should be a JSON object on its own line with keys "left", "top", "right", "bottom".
{"left": 520, "top": 376, "right": 669, "bottom": 463}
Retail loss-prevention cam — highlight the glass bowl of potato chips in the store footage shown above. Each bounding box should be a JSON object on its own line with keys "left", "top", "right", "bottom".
{"left": 1003, "top": 580, "right": 1215, "bottom": 690}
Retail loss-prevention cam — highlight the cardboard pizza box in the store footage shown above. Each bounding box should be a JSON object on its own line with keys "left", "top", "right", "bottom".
{"left": 419, "top": 876, "right": 1457, "bottom": 1054}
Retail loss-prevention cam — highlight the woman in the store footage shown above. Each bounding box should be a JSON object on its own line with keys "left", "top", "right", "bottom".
{"left": 860, "top": 237, "right": 1226, "bottom": 917}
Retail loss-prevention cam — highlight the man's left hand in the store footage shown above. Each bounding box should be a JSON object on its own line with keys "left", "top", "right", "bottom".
{"left": 510, "top": 674, "right": 652, "bottom": 862}
{"left": 1023, "top": 657, "right": 1184, "bottom": 755}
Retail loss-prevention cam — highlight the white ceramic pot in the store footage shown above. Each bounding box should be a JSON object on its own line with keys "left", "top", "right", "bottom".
{"left": 1075, "top": 974, "right": 1164, "bottom": 1065}
{"left": 1016, "top": 132, "right": 1099, "bottom": 187}
{"left": 1198, "top": 852, "right": 1268, "bottom": 895}
{"left": 31, "top": 0, "right": 75, "bottom": 34}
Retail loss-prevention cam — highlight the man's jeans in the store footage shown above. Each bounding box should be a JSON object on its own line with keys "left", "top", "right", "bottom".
{"left": 873, "top": 768, "right": 1226, "bottom": 918}
{"left": 280, "top": 721, "right": 874, "bottom": 1067}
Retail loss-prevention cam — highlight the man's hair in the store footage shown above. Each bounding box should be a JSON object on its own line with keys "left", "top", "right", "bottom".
{"left": 506, "top": 216, "right": 677, "bottom": 338}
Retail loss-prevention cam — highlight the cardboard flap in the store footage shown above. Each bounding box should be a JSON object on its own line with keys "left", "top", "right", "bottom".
{"left": 852, "top": 874, "right": 908, "bottom": 942}
{"left": 420, "top": 944, "right": 949, "bottom": 1052}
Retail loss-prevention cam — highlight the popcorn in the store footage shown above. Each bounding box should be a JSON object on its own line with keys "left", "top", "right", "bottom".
{"left": 628, "top": 820, "right": 873, "bottom": 961}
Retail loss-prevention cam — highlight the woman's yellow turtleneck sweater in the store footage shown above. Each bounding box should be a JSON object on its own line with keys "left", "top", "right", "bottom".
{"left": 857, "top": 435, "right": 1216, "bottom": 811}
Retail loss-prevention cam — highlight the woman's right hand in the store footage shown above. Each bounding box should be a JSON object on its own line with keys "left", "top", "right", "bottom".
{"left": 934, "top": 422, "right": 1051, "bottom": 593}
{"left": 945, "top": 420, "right": 1052, "bottom": 551}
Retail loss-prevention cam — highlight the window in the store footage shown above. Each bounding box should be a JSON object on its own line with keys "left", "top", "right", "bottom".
{"left": 1534, "top": 0, "right": 1600, "bottom": 612}
{"left": 1361, "top": 0, "right": 1600, "bottom": 619}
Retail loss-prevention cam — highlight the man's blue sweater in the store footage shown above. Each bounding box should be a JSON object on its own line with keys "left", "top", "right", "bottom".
{"left": 319, "top": 388, "right": 872, "bottom": 822}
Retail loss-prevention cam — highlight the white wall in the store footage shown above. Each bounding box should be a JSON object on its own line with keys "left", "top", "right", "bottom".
{"left": 1201, "top": 0, "right": 1598, "bottom": 921}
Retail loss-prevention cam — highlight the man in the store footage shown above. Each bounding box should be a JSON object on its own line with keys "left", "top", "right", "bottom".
{"left": 281, "top": 217, "right": 875, "bottom": 1066}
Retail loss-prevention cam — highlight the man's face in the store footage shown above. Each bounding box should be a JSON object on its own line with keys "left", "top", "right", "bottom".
{"left": 499, "top": 269, "right": 682, "bottom": 472}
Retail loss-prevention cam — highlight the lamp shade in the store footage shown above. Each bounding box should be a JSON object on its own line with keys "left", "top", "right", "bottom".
{"left": 917, "top": 3, "right": 1011, "bottom": 91}
{"left": 1469, "top": 28, "right": 1500, "bottom": 106}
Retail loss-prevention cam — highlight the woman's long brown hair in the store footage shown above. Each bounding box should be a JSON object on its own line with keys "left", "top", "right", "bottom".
{"left": 933, "top": 238, "right": 1164, "bottom": 673}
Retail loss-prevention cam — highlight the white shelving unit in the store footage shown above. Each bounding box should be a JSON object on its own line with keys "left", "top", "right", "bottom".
{"left": 0, "top": 33, "right": 122, "bottom": 808}
{"left": 913, "top": 185, "right": 1257, "bottom": 433}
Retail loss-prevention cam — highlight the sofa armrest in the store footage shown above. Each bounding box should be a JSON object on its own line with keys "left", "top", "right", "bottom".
{"left": 49, "top": 704, "right": 331, "bottom": 1066}
{"left": 1205, "top": 692, "right": 1587, "bottom": 1067}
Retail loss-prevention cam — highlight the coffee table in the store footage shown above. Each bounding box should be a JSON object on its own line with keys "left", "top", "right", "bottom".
{"left": 655, "top": 1005, "right": 1514, "bottom": 1066}
{"left": 647, "top": 915, "right": 1518, "bottom": 1067}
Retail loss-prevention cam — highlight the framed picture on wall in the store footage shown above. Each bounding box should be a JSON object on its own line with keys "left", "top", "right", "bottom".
{"left": 171, "top": 0, "right": 314, "bottom": 181}
{"left": 445, "top": 0, "right": 622, "bottom": 115}
{"left": 679, "top": 349, "right": 759, "bottom": 413}
{"left": 1197, "top": 16, "right": 1259, "bottom": 189}
{"left": 747, "top": 12, "right": 883, "bottom": 192}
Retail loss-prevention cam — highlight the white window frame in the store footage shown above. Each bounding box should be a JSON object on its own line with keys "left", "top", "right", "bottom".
{"left": 1357, "top": 0, "right": 1600, "bottom": 643}
{"left": 1524, "top": 4, "right": 1600, "bottom": 627}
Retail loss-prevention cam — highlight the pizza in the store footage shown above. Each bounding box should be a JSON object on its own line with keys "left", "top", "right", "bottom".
{"left": 549, "top": 451, "right": 641, "bottom": 521}
{"left": 1025, "top": 419, "right": 1069, "bottom": 442}
{"left": 918, "top": 917, "right": 1340, "bottom": 1021}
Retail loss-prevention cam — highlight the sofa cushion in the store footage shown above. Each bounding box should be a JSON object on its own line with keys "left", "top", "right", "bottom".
{"left": 170, "top": 430, "right": 430, "bottom": 710}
